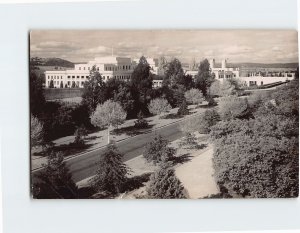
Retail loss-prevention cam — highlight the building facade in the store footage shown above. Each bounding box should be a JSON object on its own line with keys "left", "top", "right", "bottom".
{"left": 45, "top": 56, "right": 162, "bottom": 88}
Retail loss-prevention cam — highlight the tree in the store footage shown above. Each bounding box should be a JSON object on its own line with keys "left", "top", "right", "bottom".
{"left": 49, "top": 80, "right": 54, "bottom": 88}
{"left": 177, "top": 99, "right": 189, "bottom": 116}
{"left": 197, "top": 109, "right": 220, "bottom": 134}
{"left": 195, "top": 59, "right": 215, "bottom": 97}
{"left": 89, "top": 143, "right": 130, "bottom": 195}
{"left": 157, "top": 56, "right": 168, "bottom": 76}
{"left": 210, "top": 78, "right": 243, "bottom": 97}
{"left": 30, "top": 115, "right": 44, "bottom": 148}
{"left": 147, "top": 163, "right": 186, "bottom": 199}
{"left": 210, "top": 118, "right": 298, "bottom": 198}
{"left": 32, "top": 151, "right": 78, "bottom": 199}
{"left": 143, "top": 134, "right": 176, "bottom": 165}
{"left": 90, "top": 100, "right": 127, "bottom": 144}
{"left": 148, "top": 98, "right": 171, "bottom": 118}
{"left": 30, "top": 69, "right": 45, "bottom": 116}
{"left": 130, "top": 56, "right": 153, "bottom": 114}
{"left": 184, "top": 88, "right": 204, "bottom": 105}
{"left": 218, "top": 96, "right": 250, "bottom": 120}
{"left": 163, "top": 58, "right": 185, "bottom": 87}
{"left": 81, "top": 65, "right": 107, "bottom": 113}
{"left": 210, "top": 82, "right": 299, "bottom": 198}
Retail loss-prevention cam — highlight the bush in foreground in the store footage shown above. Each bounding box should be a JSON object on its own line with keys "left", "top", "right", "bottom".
{"left": 32, "top": 151, "right": 78, "bottom": 199}
{"left": 147, "top": 163, "right": 186, "bottom": 199}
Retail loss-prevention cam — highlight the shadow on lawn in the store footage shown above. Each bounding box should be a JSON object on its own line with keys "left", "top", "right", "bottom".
{"left": 33, "top": 142, "right": 95, "bottom": 158}
{"left": 111, "top": 124, "right": 154, "bottom": 137}
{"left": 162, "top": 113, "right": 183, "bottom": 119}
{"left": 122, "top": 172, "right": 152, "bottom": 193}
{"left": 170, "top": 153, "right": 193, "bottom": 165}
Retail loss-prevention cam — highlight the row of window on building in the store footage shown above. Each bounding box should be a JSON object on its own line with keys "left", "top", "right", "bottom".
{"left": 48, "top": 80, "right": 85, "bottom": 87}
{"left": 77, "top": 65, "right": 132, "bottom": 71}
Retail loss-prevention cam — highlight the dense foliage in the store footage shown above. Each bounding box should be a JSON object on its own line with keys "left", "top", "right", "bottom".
{"left": 210, "top": 81, "right": 299, "bottom": 198}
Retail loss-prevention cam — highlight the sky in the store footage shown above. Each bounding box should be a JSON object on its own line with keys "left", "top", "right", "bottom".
{"left": 30, "top": 30, "right": 298, "bottom": 64}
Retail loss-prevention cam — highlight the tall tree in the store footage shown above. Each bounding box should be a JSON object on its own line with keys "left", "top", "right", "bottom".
{"left": 33, "top": 151, "right": 78, "bottom": 199}
{"left": 89, "top": 143, "right": 130, "bottom": 195}
{"left": 195, "top": 59, "right": 215, "bottom": 97}
{"left": 157, "top": 56, "right": 168, "bottom": 76}
{"left": 163, "top": 58, "right": 185, "bottom": 87}
{"left": 81, "top": 65, "right": 106, "bottom": 113}
{"left": 90, "top": 100, "right": 127, "bottom": 144}
{"left": 130, "top": 56, "right": 153, "bottom": 114}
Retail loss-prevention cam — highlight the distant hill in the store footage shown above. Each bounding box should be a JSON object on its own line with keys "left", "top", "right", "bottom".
{"left": 30, "top": 57, "right": 74, "bottom": 68}
{"left": 228, "top": 62, "right": 299, "bottom": 69}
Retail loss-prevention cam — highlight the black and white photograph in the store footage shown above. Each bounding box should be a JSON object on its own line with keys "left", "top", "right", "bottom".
{"left": 30, "top": 30, "right": 299, "bottom": 199}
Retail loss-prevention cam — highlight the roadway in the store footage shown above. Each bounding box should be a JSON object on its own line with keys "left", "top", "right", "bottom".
{"left": 32, "top": 114, "right": 200, "bottom": 183}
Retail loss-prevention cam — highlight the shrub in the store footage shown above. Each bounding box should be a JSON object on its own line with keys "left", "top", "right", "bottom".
{"left": 206, "top": 96, "right": 217, "bottom": 106}
{"left": 73, "top": 125, "right": 88, "bottom": 145}
{"left": 143, "top": 134, "right": 176, "bottom": 165}
{"left": 147, "top": 163, "right": 186, "bottom": 199}
{"left": 179, "top": 132, "right": 198, "bottom": 149}
{"left": 134, "top": 111, "right": 149, "bottom": 129}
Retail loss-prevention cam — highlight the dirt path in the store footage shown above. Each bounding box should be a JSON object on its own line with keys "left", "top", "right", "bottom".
{"left": 175, "top": 146, "right": 219, "bottom": 199}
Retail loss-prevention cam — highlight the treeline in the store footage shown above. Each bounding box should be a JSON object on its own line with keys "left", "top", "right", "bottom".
{"left": 210, "top": 81, "right": 299, "bottom": 198}
{"left": 30, "top": 56, "right": 219, "bottom": 141}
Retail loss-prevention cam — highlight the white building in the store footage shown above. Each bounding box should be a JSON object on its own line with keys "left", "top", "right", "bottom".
{"left": 45, "top": 56, "right": 161, "bottom": 88}
{"left": 239, "top": 75, "right": 295, "bottom": 87}
{"left": 209, "top": 59, "right": 240, "bottom": 79}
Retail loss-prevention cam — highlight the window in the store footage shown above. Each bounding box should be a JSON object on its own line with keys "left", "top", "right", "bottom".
{"left": 84, "top": 67, "right": 86, "bottom": 70}
{"left": 77, "top": 76, "right": 79, "bottom": 79}
{"left": 105, "top": 67, "right": 107, "bottom": 71}
{"left": 61, "top": 76, "right": 63, "bottom": 79}
{"left": 86, "top": 76, "right": 89, "bottom": 79}
{"left": 81, "top": 81, "right": 84, "bottom": 86}
{"left": 68, "top": 76, "right": 70, "bottom": 79}
{"left": 48, "top": 76, "right": 50, "bottom": 79}
{"left": 68, "top": 81, "right": 70, "bottom": 85}
{"left": 79, "top": 67, "right": 81, "bottom": 70}
{"left": 81, "top": 76, "right": 84, "bottom": 79}
{"left": 88, "top": 67, "right": 90, "bottom": 70}
{"left": 72, "top": 76, "right": 75, "bottom": 79}
{"left": 51, "top": 76, "right": 53, "bottom": 79}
